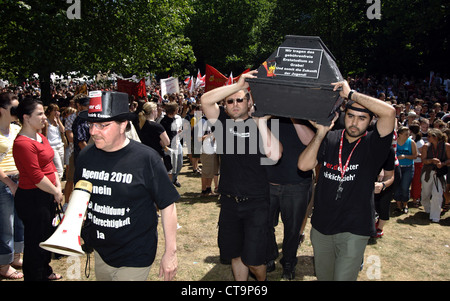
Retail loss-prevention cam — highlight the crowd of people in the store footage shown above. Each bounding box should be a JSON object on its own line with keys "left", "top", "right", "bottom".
{"left": 0, "top": 70, "right": 449, "bottom": 281}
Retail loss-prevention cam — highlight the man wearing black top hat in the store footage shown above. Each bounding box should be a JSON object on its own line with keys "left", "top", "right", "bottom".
{"left": 298, "top": 80, "right": 396, "bottom": 281}
{"left": 74, "top": 91, "right": 179, "bottom": 281}
{"left": 201, "top": 70, "right": 282, "bottom": 281}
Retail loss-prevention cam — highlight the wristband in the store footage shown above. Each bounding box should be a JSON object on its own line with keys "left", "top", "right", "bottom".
{"left": 348, "top": 90, "right": 355, "bottom": 101}
{"left": 381, "top": 182, "right": 386, "bottom": 191}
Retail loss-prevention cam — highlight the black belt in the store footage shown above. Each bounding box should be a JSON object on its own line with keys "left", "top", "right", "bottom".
{"left": 7, "top": 174, "right": 19, "bottom": 182}
{"left": 223, "top": 194, "right": 249, "bottom": 203}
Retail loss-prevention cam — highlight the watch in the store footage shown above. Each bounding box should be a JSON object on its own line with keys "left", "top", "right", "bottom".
{"left": 348, "top": 90, "right": 355, "bottom": 101}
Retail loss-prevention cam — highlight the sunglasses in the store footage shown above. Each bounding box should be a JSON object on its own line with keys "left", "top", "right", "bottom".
{"left": 226, "top": 98, "right": 245, "bottom": 105}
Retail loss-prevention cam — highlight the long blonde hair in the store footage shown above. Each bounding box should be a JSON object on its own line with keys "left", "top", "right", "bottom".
{"left": 138, "top": 102, "right": 157, "bottom": 129}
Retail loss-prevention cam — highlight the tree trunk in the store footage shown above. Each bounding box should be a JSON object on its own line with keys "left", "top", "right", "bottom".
{"left": 39, "top": 70, "right": 51, "bottom": 106}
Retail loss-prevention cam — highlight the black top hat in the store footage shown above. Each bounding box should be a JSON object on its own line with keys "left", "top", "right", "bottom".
{"left": 79, "top": 91, "right": 135, "bottom": 122}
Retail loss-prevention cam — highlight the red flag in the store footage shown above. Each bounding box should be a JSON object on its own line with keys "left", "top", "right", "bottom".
{"left": 205, "top": 64, "right": 227, "bottom": 92}
{"left": 205, "top": 65, "right": 251, "bottom": 91}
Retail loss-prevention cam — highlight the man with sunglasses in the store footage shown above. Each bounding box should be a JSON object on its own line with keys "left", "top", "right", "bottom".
{"left": 298, "top": 80, "right": 396, "bottom": 281}
{"left": 74, "top": 91, "right": 179, "bottom": 281}
{"left": 201, "top": 70, "right": 282, "bottom": 281}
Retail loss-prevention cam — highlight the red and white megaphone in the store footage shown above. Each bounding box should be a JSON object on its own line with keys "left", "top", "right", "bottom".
{"left": 40, "top": 180, "right": 93, "bottom": 256}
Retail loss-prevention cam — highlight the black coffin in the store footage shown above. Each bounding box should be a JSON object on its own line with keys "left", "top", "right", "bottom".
{"left": 247, "top": 35, "right": 344, "bottom": 125}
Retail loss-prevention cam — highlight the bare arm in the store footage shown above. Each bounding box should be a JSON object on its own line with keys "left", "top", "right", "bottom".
{"left": 445, "top": 143, "right": 450, "bottom": 167}
{"left": 66, "top": 130, "right": 73, "bottom": 143}
{"left": 159, "top": 203, "right": 178, "bottom": 281}
{"left": 332, "top": 81, "right": 396, "bottom": 138}
{"left": 78, "top": 141, "right": 87, "bottom": 150}
{"left": 375, "top": 169, "right": 395, "bottom": 194}
{"left": 35, "top": 173, "right": 63, "bottom": 204}
{"left": 55, "top": 111, "right": 65, "bottom": 132}
{"left": 291, "top": 118, "right": 315, "bottom": 145}
{"left": 0, "top": 169, "right": 18, "bottom": 196}
{"left": 438, "top": 143, "right": 450, "bottom": 168}
{"left": 159, "top": 131, "right": 170, "bottom": 147}
{"left": 421, "top": 143, "right": 440, "bottom": 165}
{"left": 297, "top": 113, "right": 338, "bottom": 171}
{"left": 254, "top": 116, "right": 282, "bottom": 162}
{"left": 201, "top": 70, "right": 258, "bottom": 122}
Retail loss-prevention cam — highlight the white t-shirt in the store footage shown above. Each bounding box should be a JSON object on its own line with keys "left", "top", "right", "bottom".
{"left": 47, "top": 122, "right": 63, "bottom": 147}
{"left": 414, "top": 138, "right": 424, "bottom": 163}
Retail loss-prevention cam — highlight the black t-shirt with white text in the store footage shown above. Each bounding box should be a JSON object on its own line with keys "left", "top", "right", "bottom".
{"left": 313, "top": 128, "right": 392, "bottom": 236}
{"left": 74, "top": 140, "right": 179, "bottom": 267}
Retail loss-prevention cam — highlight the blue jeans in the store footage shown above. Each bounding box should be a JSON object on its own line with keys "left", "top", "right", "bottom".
{"left": 0, "top": 180, "right": 24, "bottom": 265}
{"left": 267, "top": 180, "right": 312, "bottom": 267}
{"left": 394, "top": 165, "right": 414, "bottom": 204}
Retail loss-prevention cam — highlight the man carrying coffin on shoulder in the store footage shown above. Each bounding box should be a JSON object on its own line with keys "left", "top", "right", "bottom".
{"left": 298, "top": 80, "right": 396, "bottom": 281}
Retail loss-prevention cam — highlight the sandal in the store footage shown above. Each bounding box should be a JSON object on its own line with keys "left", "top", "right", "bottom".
{"left": 48, "top": 272, "right": 63, "bottom": 281}
{"left": 0, "top": 266, "right": 24, "bottom": 280}
{"left": 441, "top": 204, "right": 450, "bottom": 216}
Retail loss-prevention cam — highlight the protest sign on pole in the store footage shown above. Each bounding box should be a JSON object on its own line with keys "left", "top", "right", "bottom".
{"left": 160, "top": 77, "right": 180, "bottom": 98}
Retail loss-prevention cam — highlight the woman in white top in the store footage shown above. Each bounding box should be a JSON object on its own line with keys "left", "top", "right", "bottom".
{"left": 44, "top": 104, "right": 65, "bottom": 179}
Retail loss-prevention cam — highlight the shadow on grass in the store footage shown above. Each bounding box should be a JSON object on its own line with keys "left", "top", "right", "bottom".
{"left": 200, "top": 255, "right": 315, "bottom": 281}
{"left": 179, "top": 170, "right": 202, "bottom": 179}
{"left": 396, "top": 211, "right": 432, "bottom": 226}
{"left": 395, "top": 209, "right": 450, "bottom": 227}
{"left": 178, "top": 192, "right": 221, "bottom": 205}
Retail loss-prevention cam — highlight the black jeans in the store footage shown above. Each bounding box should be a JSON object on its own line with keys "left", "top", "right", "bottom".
{"left": 15, "top": 188, "right": 56, "bottom": 281}
{"left": 267, "top": 181, "right": 312, "bottom": 267}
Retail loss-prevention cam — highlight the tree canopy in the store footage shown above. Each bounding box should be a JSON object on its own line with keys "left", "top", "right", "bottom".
{"left": 0, "top": 0, "right": 195, "bottom": 82}
{"left": 1, "top": 0, "right": 448, "bottom": 89}
{"left": 186, "top": 0, "right": 449, "bottom": 77}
